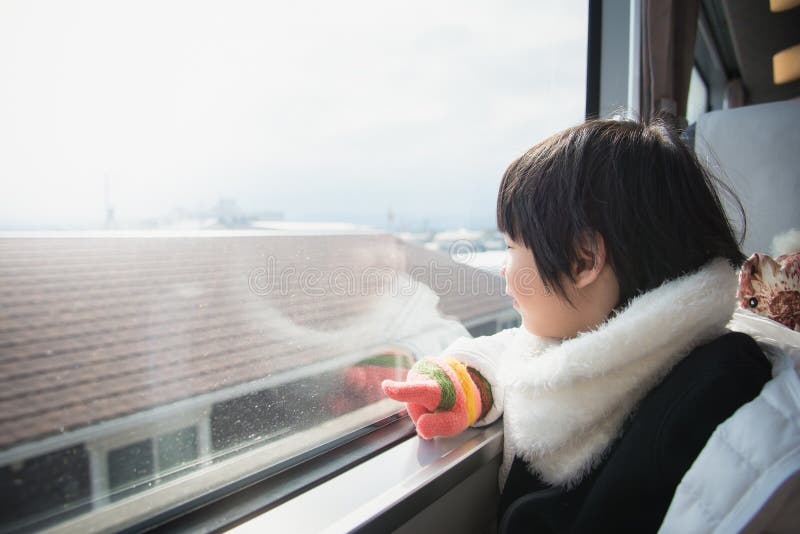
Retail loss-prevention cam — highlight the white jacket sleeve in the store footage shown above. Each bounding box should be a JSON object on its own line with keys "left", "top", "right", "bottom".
{"left": 440, "top": 327, "right": 519, "bottom": 426}
{"left": 659, "top": 310, "right": 800, "bottom": 534}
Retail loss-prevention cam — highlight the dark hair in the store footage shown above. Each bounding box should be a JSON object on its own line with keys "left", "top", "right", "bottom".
{"left": 497, "top": 117, "right": 745, "bottom": 308}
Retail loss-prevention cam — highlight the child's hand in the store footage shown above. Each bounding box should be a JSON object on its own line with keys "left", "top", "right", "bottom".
{"left": 381, "top": 357, "right": 486, "bottom": 439}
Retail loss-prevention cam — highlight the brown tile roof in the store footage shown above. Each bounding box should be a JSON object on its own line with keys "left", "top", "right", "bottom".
{"left": 0, "top": 234, "right": 510, "bottom": 450}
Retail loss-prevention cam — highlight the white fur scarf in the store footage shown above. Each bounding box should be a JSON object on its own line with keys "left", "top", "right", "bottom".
{"left": 499, "top": 258, "right": 738, "bottom": 488}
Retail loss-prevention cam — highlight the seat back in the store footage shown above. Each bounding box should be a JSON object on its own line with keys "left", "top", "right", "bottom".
{"left": 694, "top": 99, "right": 800, "bottom": 255}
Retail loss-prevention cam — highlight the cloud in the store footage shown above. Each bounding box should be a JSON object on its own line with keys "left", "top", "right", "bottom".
{"left": 0, "top": 0, "right": 588, "bottom": 228}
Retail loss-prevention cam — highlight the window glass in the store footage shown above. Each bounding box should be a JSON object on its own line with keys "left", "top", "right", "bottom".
{"left": 108, "top": 440, "right": 155, "bottom": 501}
{"left": 0, "top": 0, "right": 588, "bottom": 530}
{"left": 0, "top": 445, "right": 91, "bottom": 526}
{"left": 157, "top": 427, "right": 199, "bottom": 474}
{"left": 686, "top": 66, "right": 709, "bottom": 125}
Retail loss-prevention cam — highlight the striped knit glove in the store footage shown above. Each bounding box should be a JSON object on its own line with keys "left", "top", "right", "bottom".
{"left": 381, "top": 357, "right": 493, "bottom": 439}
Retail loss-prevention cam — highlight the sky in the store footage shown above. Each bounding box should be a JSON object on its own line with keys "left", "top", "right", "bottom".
{"left": 0, "top": 0, "right": 588, "bottom": 231}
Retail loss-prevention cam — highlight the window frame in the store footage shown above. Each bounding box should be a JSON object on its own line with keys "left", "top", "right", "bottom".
{"left": 39, "top": 407, "right": 410, "bottom": 533}
{"left": 224, "top": 421, "right": 504, "bottom": 533}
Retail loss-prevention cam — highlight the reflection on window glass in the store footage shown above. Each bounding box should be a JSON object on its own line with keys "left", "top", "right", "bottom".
{"left": 0, "top": 445, "right": 91, "bottom": 526}
{"left": 0, "top": 0, "right": 587, "bottom": 530}
{"left": 108, "top": 440, "right": 155, "bottom": 501}
{"left": 157, "top": 427, "right": 198, "bottom": 476}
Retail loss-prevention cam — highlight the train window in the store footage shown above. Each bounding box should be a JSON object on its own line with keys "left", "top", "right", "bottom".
{"left": 0, "top": 0, "right": 589, "bottom": 531}
{"left": 686, "top": 66, "right": 709, "bottom": 125}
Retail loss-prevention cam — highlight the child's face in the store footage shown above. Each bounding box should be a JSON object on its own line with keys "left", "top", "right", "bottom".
{"left": 501, "top": 234, "right": 608, "bottom": 339}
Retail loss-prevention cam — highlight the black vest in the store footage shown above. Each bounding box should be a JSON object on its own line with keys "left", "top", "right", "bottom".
{"left": 499, "top": 332, "right": 771, "bottom": 533}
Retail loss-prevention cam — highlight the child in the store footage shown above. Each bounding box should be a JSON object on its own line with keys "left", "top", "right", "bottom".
{"left": 382, "top": 118, "right": 773, "bottom": 532}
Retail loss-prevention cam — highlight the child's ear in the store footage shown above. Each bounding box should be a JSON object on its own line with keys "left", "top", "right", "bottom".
{"left": 572, "top": 232, "right": 607, "bottom": 289}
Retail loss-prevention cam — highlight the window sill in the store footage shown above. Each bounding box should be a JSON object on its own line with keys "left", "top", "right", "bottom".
{"left": 226, "top": 421, "right": 504, "bottom": 533}
{"left": 41, "top": 400, "right": 406, "bottom": 534}
{"left": 38, "top": 398, "right": 502, "bottom": 534}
